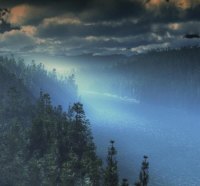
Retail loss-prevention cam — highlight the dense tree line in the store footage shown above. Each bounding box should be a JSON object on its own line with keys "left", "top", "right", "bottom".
{"left": 0, "top": 92, "right": 102, "bottom": 185}
{"left": 0, "top": 58, "right": 102, "bottom": 185}
{"left": 0, "top": 91, "right": 149, "bottom": 186}
{"left": 79, "top": 47, "right": 200, "bottom": 109}
{"left": 0, "top": 56, "right": 77, "bottom": 106}
{"left": 0, "top": 57, "right": 150, "bottom": 186}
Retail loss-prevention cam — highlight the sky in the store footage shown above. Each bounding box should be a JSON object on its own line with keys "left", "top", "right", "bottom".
{"left": 0, "top": 0, "right": 200, "bottom": 56}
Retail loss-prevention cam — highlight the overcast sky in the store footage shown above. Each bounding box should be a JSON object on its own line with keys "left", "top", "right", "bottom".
{"left": 0, "top": 0, "right": 200, "bottom": 56}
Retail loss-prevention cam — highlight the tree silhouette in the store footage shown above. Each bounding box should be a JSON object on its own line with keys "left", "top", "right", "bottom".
{"left": 135, "top": 156, "right": 149, "bottom": 186}
{"left": 104, "top": 140, "right": 119, "bottom": 186}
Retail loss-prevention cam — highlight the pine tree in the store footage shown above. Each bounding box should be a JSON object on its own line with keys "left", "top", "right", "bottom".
{"left": 104, "top": 140, "right": 119, "bottom": 186}
{"left": 68, "top": 102, "right": 102, "bottom": 185}
{"left": 28, "top": 91, "right": 53, "bottom": 157}
{"left": 135, "top": 156, "right": 149, "bottom": 186}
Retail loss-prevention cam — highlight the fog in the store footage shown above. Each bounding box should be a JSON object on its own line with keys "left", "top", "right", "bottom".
{"left": 30, "top": 48, "right": 200, "bottom": 185}
{"left": 74, "top": 50, "right": 200, "bottom": 185}
{"left": 79, "top": 89, "right": 200, "bottom": 186}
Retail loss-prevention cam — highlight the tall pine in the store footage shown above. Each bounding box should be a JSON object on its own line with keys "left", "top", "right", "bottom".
{"left": 104, "top": 140, "right": 119, "bottom": 186}
{"left": 135, "top": 156, "right": 149, "bottom": 186}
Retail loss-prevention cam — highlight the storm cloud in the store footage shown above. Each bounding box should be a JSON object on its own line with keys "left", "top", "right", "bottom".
{"left": 0, "top": 0, "right": 200, "bottom": 55}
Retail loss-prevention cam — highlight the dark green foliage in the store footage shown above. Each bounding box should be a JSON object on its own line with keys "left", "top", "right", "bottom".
{"left": 135, "top": 156, "right": 149, "bottom": 186}
{"left": 0, "top": 56, "right": 151, "bottom": 186}
{"left": 0, "top": 56, "right": 78, "bottom": 106}
{"left": 26, "top": 93, "right": 102, "bottom": 186}
{"left": 79, "top": 47, "right": 200, "bottom": 108}
{"left": 0, "top": 61, "right": 33, "bottom": 186}
{"left": 0, "top": 57, "right": 102, "bottom": 186}
{"left": 0, "top": 121, "right": 27, "bottom": 186}
{"left": 67, "top": 102, "right": 103, "bottom": 185}
{"left": 0, "top": 90, "right": 102, "bottom": 186}
{"left": 104, "top": 140, "right": 119, "bottom": 186}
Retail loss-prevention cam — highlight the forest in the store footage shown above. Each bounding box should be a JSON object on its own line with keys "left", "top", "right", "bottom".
{"left": 77, "top": 47, "right": 200, "bottom": 109}
{"left": 0, "top": 56, "right": 149, "bottom": 186}
{"left": 0, "top": 0, "right": 200, "bottom": 185}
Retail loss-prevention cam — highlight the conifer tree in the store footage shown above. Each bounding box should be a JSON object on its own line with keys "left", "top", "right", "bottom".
{"left": 104, "top": 140, "right": 119, "bottom": 186}
{"left": 135, "top": 156, "right": 149, "bottom": 186}
{"left": 28, "top": 91, "right": 53, "bottom": 157}
{"left": 68, "top": 102, "right": 102, "bottom": 185}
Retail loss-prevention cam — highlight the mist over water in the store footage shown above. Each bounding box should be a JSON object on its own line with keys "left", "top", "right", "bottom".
{"left": 30, "top": 48, "right": 200, "bottom": 185}
{"left": 78, "top": 88, "right": 200, "bottom": 186}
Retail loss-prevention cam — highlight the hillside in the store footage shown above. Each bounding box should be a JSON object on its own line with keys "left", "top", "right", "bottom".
{"left": 0, "top": 58, "right": 102, "bottom": 186}
{"left": 78, "top": 47, "right": 200, "bottom": 109}
{"left": 0, "top": 56, "right": 78, "bottom": 107}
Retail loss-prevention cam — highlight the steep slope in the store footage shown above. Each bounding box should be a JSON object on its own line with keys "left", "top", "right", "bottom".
{"left": 0, "top": 56, "right": 78, "bottom": 107}
{"left": 0, "top": 58, "right": 102, "bottom": 186}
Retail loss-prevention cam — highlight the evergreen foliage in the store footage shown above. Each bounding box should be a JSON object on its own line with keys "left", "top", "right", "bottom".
{"left": 104, "top": 140, "right": 119, "bottom": 186}
{"left": 0, "top": 56, "right": 150, "bottom": 186}
{"left": 0, "top": 56, "right": 77, "bottom": 106}
{"left": 79, "top": 47, "right": 200, "bottom": 108}
{"left": 0, "top": 90, "right": 102, "bottom": 185}
{"left": 26, "top": 93, "right": 102, "bottom": 186}
{"left": 0, "top": 58, "right": 102, "bottom": 186}
{"left": 135, "top": 156, "right": 149, "bottom": 186}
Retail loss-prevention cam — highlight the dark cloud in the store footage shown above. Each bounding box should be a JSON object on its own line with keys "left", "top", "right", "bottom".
{"left": 1, "top": 0, "right": 200, "bottom": 23}
{"left": 0, "top": 0, "right": 200, "bottom": 55}
{"left": 80, "top": 0, "right": 145, "bottom": 22}
{"left": 146, "top": 5, "right": 181, "bottom": 23}
{"left": 0, "top": 21, "right": 17, "bottom": 33}
{"left": 0, "top": 0, "right": 145, "bottom": 24}
{"left": 37, "top": 20, "right": 150, "bottom": 38}
{"left": 1, "top": 0, "right": 200, "bottom": 25}
{"left": 0, "top": 8, "right": 19, "bottom": 33}
{"left": 186, "top": 5, "right": 200, "bottom": 21}
{"left": 0, "top": 0, "right": 92, "bottom": 10}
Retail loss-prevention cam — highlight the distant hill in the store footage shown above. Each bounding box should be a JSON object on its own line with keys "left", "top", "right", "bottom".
{"left": 78, "top": 46, "right": 200, "bottom": 109}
